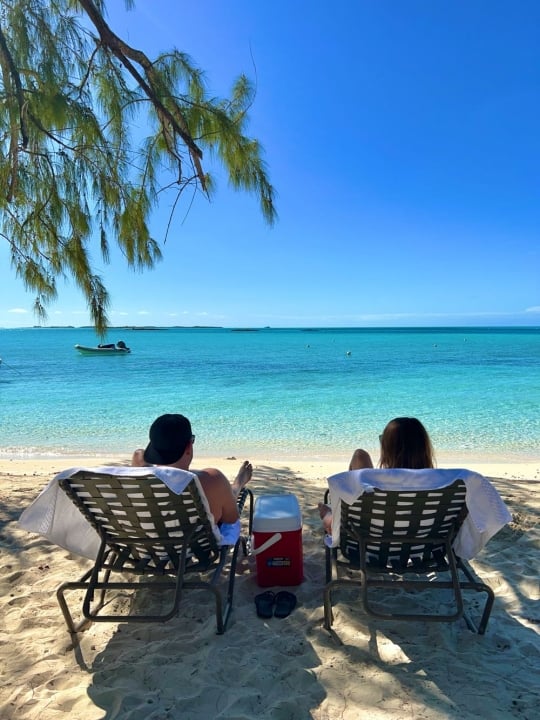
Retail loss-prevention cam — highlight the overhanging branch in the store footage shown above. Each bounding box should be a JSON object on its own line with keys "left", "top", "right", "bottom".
{"left": 77, "top": 0, "right": 207, "bottom": 190}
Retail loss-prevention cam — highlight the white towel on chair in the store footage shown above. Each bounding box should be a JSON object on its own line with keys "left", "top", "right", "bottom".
{"left": 326, "top": 468, "right": 512, "bottom": 559}
{"left": 18, "top": 466, "right": 234, "bottom": 560}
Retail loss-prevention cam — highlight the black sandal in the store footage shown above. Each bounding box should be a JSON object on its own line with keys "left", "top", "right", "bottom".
{"left": 273, "top": 591, "right": 297, "bottom": 618}
{"left": 254, "top": 591, "right": 275, "bottom": 618}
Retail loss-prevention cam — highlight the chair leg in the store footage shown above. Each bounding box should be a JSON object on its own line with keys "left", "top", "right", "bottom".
{"left": 56, "top": 567, "right": 103, "bottom": 639}
{"left": 323, "top": 583, "right": 334, "bottom": 630}
{"left": 214, "top": 587, "right": 226, "bottom": 634}
{"left": 218, "top": 489, "right": 253, "bottom": 632}
{"left": 324, "top": 577, "right": 363, "bottom": 630}
{"left": 476, "top": 584, "right": 495, "bottom": 635}
{"left": 225, "top": 542, "right": 242, "bottom": 625}
{"left": 185, "top": 580, "right": 225, "bottom": 633}
{"left": 457, "top": 559, "right": 495, "bottom": 634}
{"left": 323, "top": 546, "right": 335, "bottom": 629}
{"left": 325, "top": 546, "right": 335, "bottom": 584}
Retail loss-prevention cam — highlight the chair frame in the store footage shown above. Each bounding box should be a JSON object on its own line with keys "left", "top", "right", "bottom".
{"left": 56, "top": 470, "right": 253, "bottom": 640}
{"left": 323, "top": 480, "right": 495, "bottom": 634}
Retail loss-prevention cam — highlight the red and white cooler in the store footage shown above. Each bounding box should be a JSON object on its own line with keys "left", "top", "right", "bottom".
{"left": 252, "top": 493, "right": 303, "bottom": 587}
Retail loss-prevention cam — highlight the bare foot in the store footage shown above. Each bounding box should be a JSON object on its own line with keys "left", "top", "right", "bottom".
{"left": 318, "top": 502, "right": 333, "bottom": 533}
{"left": 232, "top": 460, "right": 253, "bottom": 495}
{"left": 349, "top": 448, "right": 374, "bottom": 471}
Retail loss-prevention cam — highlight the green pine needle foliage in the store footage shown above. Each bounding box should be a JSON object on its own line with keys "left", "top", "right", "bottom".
{"left": 0, "top": 0, "right": 276, "bottom": 333}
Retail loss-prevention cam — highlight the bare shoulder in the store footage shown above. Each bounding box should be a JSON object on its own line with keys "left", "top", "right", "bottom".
{"left": 199, "top": 466, "right": 226, "bottom": 477}
{"left": 193, "top": 467, "right": 229, "bottom": 486}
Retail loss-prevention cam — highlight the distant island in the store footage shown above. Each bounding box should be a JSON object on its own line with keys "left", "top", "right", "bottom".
{"left": 30, "top": 325, "right": 225, "bottom": 330}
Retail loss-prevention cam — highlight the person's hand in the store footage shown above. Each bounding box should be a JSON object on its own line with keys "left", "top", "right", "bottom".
{"left": 131, "top": 449, "right": 147, "bottom": 466}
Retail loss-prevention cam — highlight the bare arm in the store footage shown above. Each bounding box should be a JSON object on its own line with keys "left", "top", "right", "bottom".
{"left": 195, "top": 468, "right": 240, "bottom": 524}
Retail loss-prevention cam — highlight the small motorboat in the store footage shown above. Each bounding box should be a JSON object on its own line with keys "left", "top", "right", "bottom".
{"left": 74, "top": 340, "right": 131, "bottom": 355}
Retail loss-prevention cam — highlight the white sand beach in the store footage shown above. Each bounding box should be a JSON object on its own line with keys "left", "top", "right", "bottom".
{"left": 1, "top": 455, "right": 539, "bottom": 720}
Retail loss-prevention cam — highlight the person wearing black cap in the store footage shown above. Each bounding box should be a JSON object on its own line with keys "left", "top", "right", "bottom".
{"left": 132, "top": 413, "right": 252, "bottom": 524}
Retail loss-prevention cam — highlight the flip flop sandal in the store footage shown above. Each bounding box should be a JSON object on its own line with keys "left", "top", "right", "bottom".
{"left": 273, "top": 591, "right": 297, "bottom": 618}
{"left": 254, "top": 591, "right": 275, "bottom": 618}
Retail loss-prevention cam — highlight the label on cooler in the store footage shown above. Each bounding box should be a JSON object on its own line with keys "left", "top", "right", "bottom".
{"left": 266, "top": 556, "right": 291, "bottom": 567}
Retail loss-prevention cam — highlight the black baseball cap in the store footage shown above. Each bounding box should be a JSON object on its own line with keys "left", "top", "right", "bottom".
{"left": 143, "top": 414, "right": 193, "bottom": 465}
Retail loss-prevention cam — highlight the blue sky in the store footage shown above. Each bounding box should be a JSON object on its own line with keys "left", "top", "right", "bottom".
{"left": 1, "top": 0, "right": 539, "bottom": 328}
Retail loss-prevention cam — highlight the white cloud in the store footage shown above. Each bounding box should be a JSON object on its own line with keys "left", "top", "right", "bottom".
{"left": 525, "top": 306, "right": 540, "bottom": 314}
{"left": 8, "top": 308, "right": 28, "bottom": 314}
{"left": 137, "top": 310, "right": 150, "bottom": 316}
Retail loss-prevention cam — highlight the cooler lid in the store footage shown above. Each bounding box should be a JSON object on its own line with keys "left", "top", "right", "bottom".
{"left": 253, "top": 493, "right": 302, "bottom": 532}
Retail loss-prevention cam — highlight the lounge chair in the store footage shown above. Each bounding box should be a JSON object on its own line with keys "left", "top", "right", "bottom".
{"left": 54, "top": 467, "right": 252, "bottom": 640}
{"left": 323, "top": 468, "right": 511, "bottom": 635}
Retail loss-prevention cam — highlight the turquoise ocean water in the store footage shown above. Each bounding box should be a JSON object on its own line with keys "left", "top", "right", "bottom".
{"left": 0, "top": 327, "right": 538, "bottom": 462}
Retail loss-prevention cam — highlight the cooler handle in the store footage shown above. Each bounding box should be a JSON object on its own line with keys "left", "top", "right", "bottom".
{"left": 251, "top": 532, "right": 282, "bottom": 556}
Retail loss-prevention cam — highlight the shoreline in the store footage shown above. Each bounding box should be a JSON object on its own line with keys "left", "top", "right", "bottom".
{"left": 1, "top": 454, "right": 539, "bottom": 483}
{"left": 1, "top": 444, "right": 538, "bottom": 464}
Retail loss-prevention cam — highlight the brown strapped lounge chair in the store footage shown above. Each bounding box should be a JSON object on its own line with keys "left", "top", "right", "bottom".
{"left": 56, "top": 468, "right": 252, "bottom": 641}
{"left": 323, "top": 480, "right": 495, "bottom": 634}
